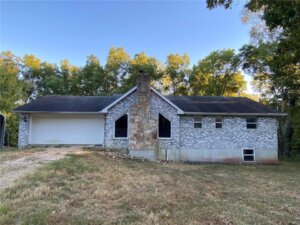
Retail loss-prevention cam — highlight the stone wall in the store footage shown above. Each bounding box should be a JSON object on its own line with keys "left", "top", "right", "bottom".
{"left": 129, "top": 73, "right": 157, "bottom": 152}
{"left": 104, "top": 93, "right": 136, "bottom": 150}
{"left": 150, "top": 92, "right": 181, "bottom": 161}
{"left": 18, "top": 113, "right": 30, "bottom": 148}
{"left": 104, "top": 88, "right": 278, "bottom": 163}
{"left": 104, "top": 89, "right": 181, "bottom": 160}
{"left": 179, "top": 116, "right": 278, "bottom": 163}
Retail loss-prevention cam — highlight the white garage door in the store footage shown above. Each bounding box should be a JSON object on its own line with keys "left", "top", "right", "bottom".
{"left": 29, "top": 114, "right": 104, "bottom": 145}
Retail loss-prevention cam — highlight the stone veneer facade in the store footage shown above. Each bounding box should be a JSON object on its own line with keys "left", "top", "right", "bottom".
{"left": 17, "top": 74, "right": 279, "bottom": 163}
{"left": 103, "top": 73, "right": 278, "bottom": 163}
{"left": 18, "top": 114, "right": 30, "bottom": 148}
{"left": 104, "top": 96, "right": 278, "bottom": 163}
{"left": 178, "top": 116, "right": 278, "bottom": 163}
{"left": 103, "top": 74, "right": 180, "bottom": 160}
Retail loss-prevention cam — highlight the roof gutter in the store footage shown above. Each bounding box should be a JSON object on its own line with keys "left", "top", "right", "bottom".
{"left": 13, "top": 111, "right": 106, "bottom": 115}
{"left": 181, "top": 112, "right": 287, "bottom": 117}
{"left": 13, "top": 111, "right": 287, "bottom": 117}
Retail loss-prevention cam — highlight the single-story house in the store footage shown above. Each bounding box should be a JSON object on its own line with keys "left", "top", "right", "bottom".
{"left": 14, "top": 71, "right": 285, "bottom": 163}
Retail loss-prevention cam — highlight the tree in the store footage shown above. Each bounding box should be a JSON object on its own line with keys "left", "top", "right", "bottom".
{"left": 206, "top": 0, "right": 233, "bottom": 9}
{"left": 206, "top": 0, "right": 300, "bottom": 62}
{"left": 206, "top": 0, "right": 300, "bottom": 104}
{"left": 0, "top": 51, "right": 25, "bottom": 146}
{"left": 0, "top": 51, "right": 25, "bottom": 112}
{"left": 22, "top": 54, "right": 41, "bottom": 101}
{"left": 162, "top": 53, "right": 191, "bottom": 95}
{"left": 78, "top": 55, "right": 106, "bottom": 95}
{"left": 118, "top": 52, "right": 162, "bottom": 93}
{"left": 60, "top": 59, "right": 81, "bottom": 95}
{"left": 104, "top": 47, "right": 131, "bottom": 93}
{"left": 190, "top": 49, "right": 246, "bottom": 96}
{"left": 206, "top": 0, "right": 300, "bottom": 159}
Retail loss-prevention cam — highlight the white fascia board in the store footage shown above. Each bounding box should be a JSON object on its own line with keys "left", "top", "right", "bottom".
{"left": 100, "top": 86, "right": 137, "bottom": 113}
{"left": 100, "top": 86, "right": 184, "bottom": 114}
{"left": 13, "top": 111, "right": 105, "bottom": 114}
{"left": 150, "top": 87, "right": 184, "bottom": 114}
{"left": 182, "top": 112, "right": 287, "bottom": 117}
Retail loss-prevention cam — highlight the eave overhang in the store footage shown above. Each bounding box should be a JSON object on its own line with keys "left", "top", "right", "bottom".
{"left": 181, "top": 112, "right": 287, "bottom": 117}
{"left": 13, "top": 111, "right": 105, "bottom": 115}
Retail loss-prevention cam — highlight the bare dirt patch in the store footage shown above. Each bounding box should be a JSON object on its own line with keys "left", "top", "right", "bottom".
{"left": 0, "top": 147, "right": 84, "bottom": 190}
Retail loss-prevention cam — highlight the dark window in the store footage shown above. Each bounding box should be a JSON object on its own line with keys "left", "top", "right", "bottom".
{"left": 194, "top": 116, "right": 202, "bottom": 128}
{"left": 246, "top": 117, "right": 257, "bottom": 129}
{"left": 244, "top": 155, "right": 254, "bottom": 161}
{"left": 115, "top": 114, "right": 128, "bottom": 138}
{"left": 243, "top": 149, "right": 255, "bottom": 162}
{"left": 244, "top": 149, "right": 253, "bottom": 154}
{"left": 216, "top": 116, "right": 223, "bottom": 128}
{"left": 159, "top": 114, "right": 171, "bottom": 138}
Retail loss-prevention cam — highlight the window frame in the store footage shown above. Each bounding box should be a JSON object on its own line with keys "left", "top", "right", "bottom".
{"left": 193, "top": 116, "right": 202, "bottom": 128}
{"left": 242, "top": 148, "right": 255, "bottom": 162}
{"left": 246, "top": 117, "right": 257, "bottom": 129}
{"left": 215, "top": 116, "right": 223, "bottom": 129}
{"left": 114, "top": 114, "right": 129, "bottom": 139}
{"left": 158, "top": 113, "right": 172, "bottom": 139}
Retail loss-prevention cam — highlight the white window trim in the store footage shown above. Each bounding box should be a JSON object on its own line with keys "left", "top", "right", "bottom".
{"left": 157, "top": 113, "right": 172, "bottom": 139}
{"left": 193, "top": 116, "right": 202, "bottom": 128}
{"left": 242, "top": 148, "right": 255, "bottom": 162}
{"left": 113, "top": 113, "right": 129, "bottom": 139}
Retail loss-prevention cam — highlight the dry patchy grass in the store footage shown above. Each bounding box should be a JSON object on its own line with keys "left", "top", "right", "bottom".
{"left": 0, "top": 151, "right": 299, "bottom": 225}
{"left": 0, "top": 147, "right": 44, "bottom": 162}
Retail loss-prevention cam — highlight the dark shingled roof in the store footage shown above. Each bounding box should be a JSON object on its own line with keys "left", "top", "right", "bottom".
{"left": 14, "top": 94, "right": 280, "bottom": 115}
{"left": 14, "top": 95, "right": 121, "bottom": 113}
{"left": 166, "top": 96, "right": 278, "bottom": 114}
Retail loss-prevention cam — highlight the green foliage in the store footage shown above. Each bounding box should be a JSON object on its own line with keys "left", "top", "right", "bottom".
{"left": 22, "top": 54, "right": 42, "bottom": 100}
{"left": 162, "top": 53, "right": 191, "bottom": 95}
{"left": 206, "top": 0, "right": 233, "bottom": 9}
{"left": 104, "top": 47, "right": 131, "bottom": 93}
{"left": 190, "top": 49, "right": 246, "bottom": 96}
{"left": 77, "top": 55, "right": 106, "bottom": 96}
{"left": 0, "top": 52, "right": 25, "bottom": 110}
{"left": 4, "top": 114, "right": 19, "bottom": 147}
{"left": 118, "top": 52, "right": 163, "bottom": 93}
{"left": 290, "top": 106, "right": 300, "bottom": 160}
{"left": 0, "top": 48, "right": 253, "bottom": 147}
{"left": 240, "top": 43, "right": 300, "bottom": 104}
{"left": 0, "top": 52, "right": 25, "bottom": 146}
{"left": 206, "top": 0, "right": 300, "bottom": 159}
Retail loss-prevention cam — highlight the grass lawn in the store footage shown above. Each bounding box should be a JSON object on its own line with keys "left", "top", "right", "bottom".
{"left": 0, "top": 151, "right": 299, "bottom": 225}
{"left": 0, "top": 147, "right": 44, "bottom": 162}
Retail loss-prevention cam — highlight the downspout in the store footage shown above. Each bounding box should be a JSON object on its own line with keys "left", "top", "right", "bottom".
{"left": 165, "top": 148, "right": 168, "bottom": 161}
{"left": 179, "top": 114, "right": 182, "bottom": 162}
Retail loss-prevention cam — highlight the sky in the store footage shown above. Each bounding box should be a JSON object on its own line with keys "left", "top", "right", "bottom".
{"left": 0, "top": 0, "right": 253, "bottom": 91}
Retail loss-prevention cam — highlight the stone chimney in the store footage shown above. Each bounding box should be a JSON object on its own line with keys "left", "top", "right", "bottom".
{"left": 136, "top": 71, "right": 151, "bottom": 101}
{"left": 129, "top": 71, "right": 157, "bottom": 157}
